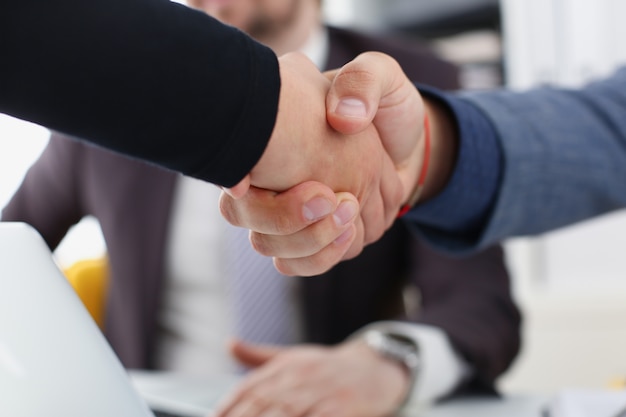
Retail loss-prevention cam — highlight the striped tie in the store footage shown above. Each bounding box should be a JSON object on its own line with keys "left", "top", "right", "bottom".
{"left": 225, "top": 224, "right": 297, "bottom": 346}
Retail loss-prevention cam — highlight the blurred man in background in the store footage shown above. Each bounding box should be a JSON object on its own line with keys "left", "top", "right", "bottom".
{"left": 1, "top": 1, "right": 521, "bottom": 416}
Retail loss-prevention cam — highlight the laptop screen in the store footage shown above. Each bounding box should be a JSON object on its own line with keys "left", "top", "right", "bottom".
{"left": 0, "top": 222, "right": 154, "bottom": 417}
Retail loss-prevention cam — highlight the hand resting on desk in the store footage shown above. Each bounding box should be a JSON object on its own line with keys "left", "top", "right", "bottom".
{"left": 212, "top": 338, "right": 409, "bottom": 417}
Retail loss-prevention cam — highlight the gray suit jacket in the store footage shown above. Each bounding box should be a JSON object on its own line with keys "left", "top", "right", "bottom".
{"left": 461, "top": 68, "right": 626, "bottom": 250}
{"left": 2, "top": 26, "right": 520, "bottom": 394}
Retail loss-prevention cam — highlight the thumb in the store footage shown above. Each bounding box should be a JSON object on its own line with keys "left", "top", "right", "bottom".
{"left": 326, "top": 52, "right": 423, "bottom": 164}
{"left": 228, "top": 339, "right": 284, "bottom": 368}
{"left": 325, "top": 54, "right": 379, "bottom": 135}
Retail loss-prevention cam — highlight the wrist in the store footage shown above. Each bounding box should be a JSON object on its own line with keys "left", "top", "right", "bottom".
{"left": 397, "top": 112, "right": 430, "bottom": 217}
{"left": 362, "top": 330, "right": 420, "bottom": 411}
{"left": 419, "top": 98, "right": 459, "bottom": 203}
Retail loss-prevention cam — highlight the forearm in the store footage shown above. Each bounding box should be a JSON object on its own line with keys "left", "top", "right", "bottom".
{"left": 354, "top": 322, "right": 471, "bottom": 408}
{"left": 461, "top": 72, "right": 626, "bottom": 242}
{"left": 419, "top": 98, "right": 458, "bottom": 202}
{"left": 0, "top": 0, "right": 279, "bottom": 187}
{"left": 404, "top": 87, "right": 503, "bottom": 251}
{"left": 409, "top": 69, "right": 626, "bottom": 252}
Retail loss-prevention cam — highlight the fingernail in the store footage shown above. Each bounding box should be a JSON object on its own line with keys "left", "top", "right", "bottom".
{"left": 303, "top": 197, "right": 333, "bottom": 221}
{"left": 335, "top": 97, "right": 367, "bottom": 118}
{"left": 333, "top": 201, "right": 358, "bottom": 226}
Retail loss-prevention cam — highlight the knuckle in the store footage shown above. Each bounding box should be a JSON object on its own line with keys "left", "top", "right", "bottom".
{"left": 277, "top": 258, "right": 324, "bottom": 278}
{"left": 335, "top": 67, "right": 377, "bottom": 91}
{"left": 307, "top": 229, "right": 331, "bottom": 254}
{"left": 335, "top": 387, "right": 359, "bottom": 403}
{"left": 273, "top": 258, "right": 297, "bottom": 277}
{"left": 272, "top": 213, "right": 298, "bottom": 235}
{"left": 279, "top": 401, "right": 299, "bottom": 417}
{"left": 298, "top": 359, "right": 321, "bottom": 376}
{"left": 218, "top": 194, "right": 240, "bottom": 226}
{"left": 243, "top": 387, "right": 271, "bottom": 409}
{"left": 342, "top": 244, "right": 363, "bottom": 261}
{"left": 300, "top": 251, "right": 340, "bottom": 277}
{"left": 249, "top": 232, "right": 274, "bottom": 257}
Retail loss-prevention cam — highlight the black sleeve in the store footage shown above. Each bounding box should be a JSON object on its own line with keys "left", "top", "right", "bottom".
{"left": 0, "top": 0, "right": 280, "bottom": 187}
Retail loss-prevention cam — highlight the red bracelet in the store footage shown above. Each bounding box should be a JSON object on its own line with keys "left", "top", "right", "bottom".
{"left": 397, "top": 112, "right": 431, "bottom": 218}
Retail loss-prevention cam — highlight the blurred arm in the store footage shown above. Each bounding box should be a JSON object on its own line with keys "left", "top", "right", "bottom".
{"left": 2, "top": 133, "right": 87, "bottom": 249}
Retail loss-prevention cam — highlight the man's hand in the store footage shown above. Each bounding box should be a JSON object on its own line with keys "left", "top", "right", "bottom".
{"left": 325, "top": 52, "right": 426, "bottom": 204}
{"left": 326, "top": 52, "right": 458, "bottom": 205}
{"left": 220, "top": 52, "right": 412, "bottom": 276}
{"left": 220, "top": 182, "right": 362, "bottom": 276}
{"left": 213, "top": 339, "right": 409, "bottom": 417}
{"left": 221, "top": 52, "right": 429, "bottom": 276}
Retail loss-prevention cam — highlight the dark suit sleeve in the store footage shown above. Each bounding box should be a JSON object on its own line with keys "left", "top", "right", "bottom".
{"left": 1, "top": 134, "right": 88, "bottom": 249}
{"left": 0, "top": 0, "right": 279, "bottom": 187}
{"left": 408, "top": 240, "right": 521, "bottom": 390}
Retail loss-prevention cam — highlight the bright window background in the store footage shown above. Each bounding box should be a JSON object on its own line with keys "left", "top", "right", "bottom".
{"left": 499, "top": 0, "right": 626, "bottom": 394}
{"left": 0, "top": 115, "right": 48, "bottom": 208}
{"left": 0, "top": 115, "right": 105, "bottom": 268}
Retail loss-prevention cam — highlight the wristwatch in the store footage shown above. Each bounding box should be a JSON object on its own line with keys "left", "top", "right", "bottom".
{"left": 363, "top": 330, "right": 420, "bottom": 408}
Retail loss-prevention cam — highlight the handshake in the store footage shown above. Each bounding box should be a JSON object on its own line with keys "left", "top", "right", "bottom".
{"left": 219, "top": 51, "right": 456, "bottom": 276}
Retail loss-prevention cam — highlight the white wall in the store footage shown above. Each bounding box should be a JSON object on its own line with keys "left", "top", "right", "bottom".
{"left": 0, "top": 115, "right": 49, "bottom": 209}
{"left": 502, "top": 0, "right": 626, "bottom": 90}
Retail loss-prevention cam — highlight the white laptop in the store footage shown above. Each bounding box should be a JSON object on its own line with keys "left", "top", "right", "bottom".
{"left": 0, "top": 222, "right": 231, "bottom": 417}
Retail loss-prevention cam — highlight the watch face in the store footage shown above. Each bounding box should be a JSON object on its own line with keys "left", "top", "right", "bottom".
{"left": 364, "top": 331, "right": 420, "bottom": 371}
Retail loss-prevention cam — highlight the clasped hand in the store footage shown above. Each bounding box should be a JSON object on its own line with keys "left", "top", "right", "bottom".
{"left": 220, "top": 52, "right": 426, "bottom": 276}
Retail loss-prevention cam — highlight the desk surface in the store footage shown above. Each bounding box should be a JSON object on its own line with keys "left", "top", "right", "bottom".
{"left": 418, "top": 395, "right": 547, "bottom": 417}
{"left": 130, "top": 371, "right": 626, "bottom": 417}
{"left": 130, "top": 371, "right": 548, "bottom": 417}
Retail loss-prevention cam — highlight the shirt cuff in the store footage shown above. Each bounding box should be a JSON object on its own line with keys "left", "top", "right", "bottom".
{"left": 352, "top": 321, "right": 472, "bottom": 411}
{"left": 403, "top": 86, "right": 503, "bottom": 250}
